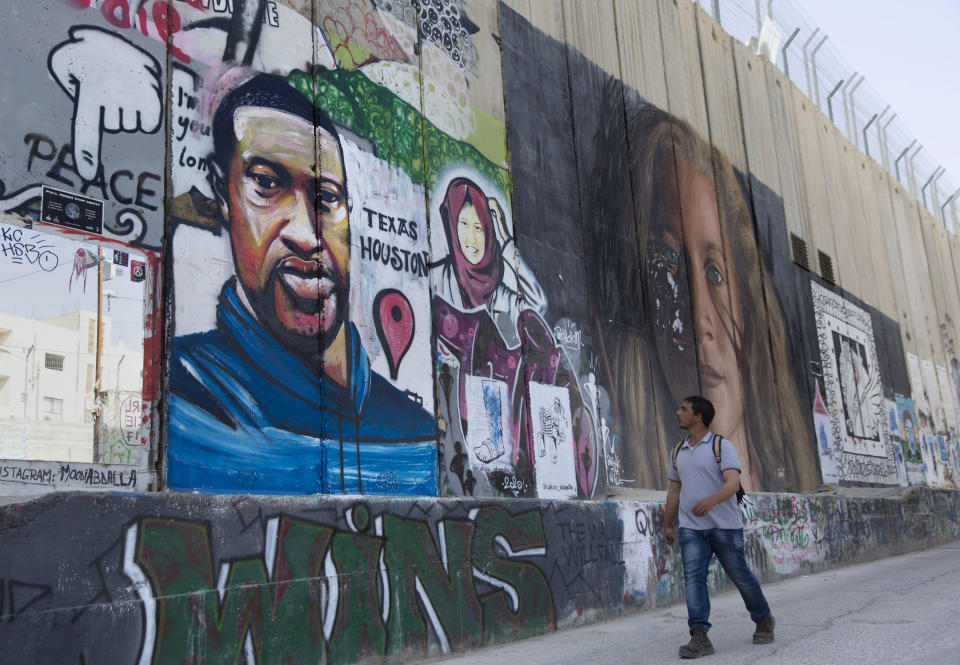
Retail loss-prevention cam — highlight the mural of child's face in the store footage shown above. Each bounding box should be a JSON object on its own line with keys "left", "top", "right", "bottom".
{"left": 457, "top": 202, "right": 486, "bottom": 265}
{"left": 676, "top": 162, "right": 744, "bottom": 437}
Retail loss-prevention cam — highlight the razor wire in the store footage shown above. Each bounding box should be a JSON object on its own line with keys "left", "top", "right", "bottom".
{"left": 695, "top": 0, "right": 959, "bottom": 232}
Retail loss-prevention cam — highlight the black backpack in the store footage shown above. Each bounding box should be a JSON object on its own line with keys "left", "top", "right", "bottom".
{"left": 672, "top": 434, "right": 747, "bottom": 506}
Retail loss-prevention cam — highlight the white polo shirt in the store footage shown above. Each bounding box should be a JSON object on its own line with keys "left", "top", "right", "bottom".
{"left": 667, "top": 431, "right": 743, "bottom": 530}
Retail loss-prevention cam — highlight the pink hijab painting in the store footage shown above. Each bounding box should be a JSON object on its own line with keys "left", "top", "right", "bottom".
{"left": 431, "top": 175, "right": 599, "bottom": 499}
{"left": 438, "top": 177, "right": 504, "bottom": 310}
{"left": 431, "top": 176, "right": 547, "bottom": 347}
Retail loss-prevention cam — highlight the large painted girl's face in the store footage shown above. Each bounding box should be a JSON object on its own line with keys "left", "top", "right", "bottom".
{"left": 648, "top": 159, "right": 745, "bottom": 436}
{"left": 457, "top": 202, "right": 486, "bottom": 265}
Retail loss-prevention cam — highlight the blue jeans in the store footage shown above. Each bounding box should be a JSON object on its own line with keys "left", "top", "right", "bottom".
{"left": 678, "top": 527, "right": 771, "bottom": 633}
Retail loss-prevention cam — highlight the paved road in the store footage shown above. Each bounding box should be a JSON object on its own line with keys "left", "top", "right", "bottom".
{"left": 427, "top": 543, "right": 960, "bottom": 665}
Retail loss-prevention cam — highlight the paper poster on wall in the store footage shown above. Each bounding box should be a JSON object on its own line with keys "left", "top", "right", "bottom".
{"left": 936, "top": 365, "right": 956, "bottom": 430}
{"left": 811, "top": 282, "right": 885, "bottom": 458}
{"left": 463, "top": 375, "right": 512, "bottom": 473}
{"left": 528, "top": 381, "right": 576, "bottom": 499}
{"left": 810, "top": 282, "right": 895, "bottom": 485}
{"left": 811, "top": 380, "right": 838, "bottom": 483}
{"left": 886, "top": 398, "right": 907, "bottom": 486}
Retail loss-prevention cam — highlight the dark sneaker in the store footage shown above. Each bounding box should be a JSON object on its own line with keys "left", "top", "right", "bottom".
{"left": 679, "top": 629, "right": 714, "bottom": 658}
{"left": 753, "top": 615, "right": 775, "bottom": 644}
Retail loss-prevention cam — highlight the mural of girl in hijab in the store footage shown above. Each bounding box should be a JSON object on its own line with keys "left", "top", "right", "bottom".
{"left": 431, "top": 175, "right": 595, "bottom": 499}
{"left": 432, "top": 176, "right": 546, "bottom": 346}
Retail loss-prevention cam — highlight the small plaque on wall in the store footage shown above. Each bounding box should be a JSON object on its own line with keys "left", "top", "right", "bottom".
{"left": 41, "top": 186, "right": 103, "bottom": 234}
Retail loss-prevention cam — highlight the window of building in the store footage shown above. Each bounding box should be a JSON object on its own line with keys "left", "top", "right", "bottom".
{"left": 44, "top": 353, "right": 64, "bottom": 371}
{"left": 88, "top": 319, "right": 96, "bottom": 353}
{"left": 41, "top": 396, "right": 63, "bottom": 421}
{"left": 86, "top": 364, "right": 95, "bottom": 394}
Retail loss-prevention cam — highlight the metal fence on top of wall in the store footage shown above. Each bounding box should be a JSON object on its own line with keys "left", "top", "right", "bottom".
{"left": 696, "top": 0, "right": 960, "bottom": 232}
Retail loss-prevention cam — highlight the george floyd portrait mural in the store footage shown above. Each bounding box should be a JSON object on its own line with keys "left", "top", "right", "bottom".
{"left": 162, "top": 0, "right": 600, "bottom": 498}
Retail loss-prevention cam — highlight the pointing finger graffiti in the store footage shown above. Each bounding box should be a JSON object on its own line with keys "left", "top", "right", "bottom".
{"left": 48, "top": 26, "right": 162, "bottom": 182}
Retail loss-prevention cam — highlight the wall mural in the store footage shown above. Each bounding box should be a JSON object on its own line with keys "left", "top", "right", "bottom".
{"left": 0, "top": 1, "right": 167, "bottom": 492}
{"left": 810, "top": 282, "right": 896, "bottom": 485}
{"left": 511, "top": 16, "right": 821, "bottom": 493}
{"left": 6, "top": 3, "right": 960, "bottom": 661}
{"left": 1, "top": 0, "right": 959, "bottom": 496}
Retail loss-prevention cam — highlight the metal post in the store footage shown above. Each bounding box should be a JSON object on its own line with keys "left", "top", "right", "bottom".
{"left": 930, "top": 168, "right": 947, "bottom": 210}
{"left": 781, "top": 27, "right": 800, "bottom": 78}
{"left": 826, "top": 78, "right": 845, "bottom": 123}
{"left": 94, "top": 246, "right": 103, "bottom": 462}
{"left": 921, "top": 166, "right": 942, "bottom": 208}
{"left": 893, "top": 138, "right": 916, "bottom": 182}
{"left": 862, "top": 113, "right": 878, "bottom": 158}
{"left": 712, "top": 0, "right": 721, "bottom": 26}
{"left": 848, "top": 76, "right": 865, "bottom": 147}
{"left": 840, "top": 74, "right": 859, "bottom": 142}
{"left": 941, "top": 186, "right": 960, "bottom": 230}
{"left": 880, "top": 110, "right": 896, "bottom": 170}
{"left": 802, "top": 28, "right": 821, "bottom": 99}
{"left": 907, "top": 144, "right": 923, "bottom": 196}
{"left": 810, "top": 34, "right": 829, "bottom": 107}
{"left": 755, "top": 0, "right": 763, "bottom": 40}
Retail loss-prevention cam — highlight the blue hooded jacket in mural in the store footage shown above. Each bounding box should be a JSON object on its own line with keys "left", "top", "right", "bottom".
{"left": 167, "top": 280, "right": 437, "bottom": 495}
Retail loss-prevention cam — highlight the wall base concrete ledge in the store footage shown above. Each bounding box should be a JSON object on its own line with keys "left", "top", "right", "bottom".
{"left": 1, "top": 487, "right": 957, "bottom": 664}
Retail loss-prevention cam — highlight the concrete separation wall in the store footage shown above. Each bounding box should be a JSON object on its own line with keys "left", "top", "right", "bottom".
{"left": 1, "top": 0, "right": 958, "bottom": 499}
{"left": 0, "top": 488, "right": 957, "bottom": 664}
{"left": 2, "top": 1, "right": 960, "bottom": 661}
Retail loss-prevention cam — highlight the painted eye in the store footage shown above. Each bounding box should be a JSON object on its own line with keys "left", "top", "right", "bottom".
{"left": 706, "top": 263, "right": 724, "bottom": 284}
{"left": 319, "top": 186, "right": 342, "bottom": 208}
{"left": 251, "top": 172, "right": 279, "bottom": 191}
{"left": 663, "top": 246, "right": 680, "bottom": 266}
{"left": 652, "top": 245, "right": 680, "bottom": 274}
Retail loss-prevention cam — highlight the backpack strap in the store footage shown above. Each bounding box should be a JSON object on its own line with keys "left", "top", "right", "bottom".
{"left": 713, "top": 434, "right": 723, "bottom": 468}
{"left": 671, "top": 440, "right": 685, "bottom": 473}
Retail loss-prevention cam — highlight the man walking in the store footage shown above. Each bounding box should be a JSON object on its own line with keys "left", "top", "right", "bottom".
{"left": 663, "top": 396, "right": 775, "bottom": 658}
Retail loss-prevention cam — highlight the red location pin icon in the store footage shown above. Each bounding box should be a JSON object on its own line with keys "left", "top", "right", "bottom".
{"left": 374, "top": 289, "right": 415, "bottom": 380}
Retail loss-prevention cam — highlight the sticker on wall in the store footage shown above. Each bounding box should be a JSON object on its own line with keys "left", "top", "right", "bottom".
{"left": 528, "top": 381, "right": 576, "bottom": 499}
{"left": 41, "top": 186, "right": 103, "bottom": 234}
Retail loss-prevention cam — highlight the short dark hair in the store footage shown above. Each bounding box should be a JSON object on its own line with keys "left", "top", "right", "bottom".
{"left": 683, "top": 395, "right": 715, "bottom": 427}
{"left": 210, "top": 72, "right": 343, "bottom": 179}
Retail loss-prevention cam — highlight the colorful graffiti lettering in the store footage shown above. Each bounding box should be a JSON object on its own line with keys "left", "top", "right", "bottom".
{"left": 126, "top": 504, "right": 553, "bottom": 663}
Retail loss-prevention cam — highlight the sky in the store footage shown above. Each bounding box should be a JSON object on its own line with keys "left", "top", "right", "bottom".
{"left": 798, "top": 0, "right": 960, "bottom": 196}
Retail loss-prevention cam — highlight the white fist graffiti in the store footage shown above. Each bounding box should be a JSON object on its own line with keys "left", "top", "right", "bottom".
{"left": 48, "top": 26, "right": 163, "bottom": 182}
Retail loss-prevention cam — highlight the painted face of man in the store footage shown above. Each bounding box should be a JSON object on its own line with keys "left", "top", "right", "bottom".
{"left": 221, "top": 107, "right": 349, "bottom": 353}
